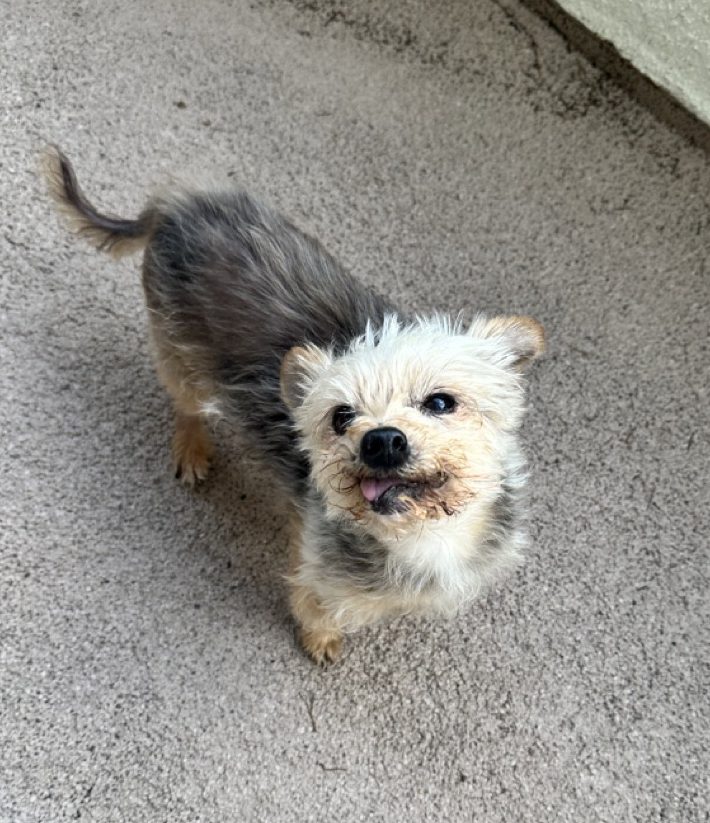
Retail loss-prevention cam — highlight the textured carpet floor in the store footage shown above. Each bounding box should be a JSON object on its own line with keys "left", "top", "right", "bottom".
{"left": 1, "top": 1, "right": 708, "bottom": 821}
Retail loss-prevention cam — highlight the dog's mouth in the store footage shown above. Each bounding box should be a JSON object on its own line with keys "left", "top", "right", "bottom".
{"left": 359, "top": 474, "right": 447, "bottom": 514}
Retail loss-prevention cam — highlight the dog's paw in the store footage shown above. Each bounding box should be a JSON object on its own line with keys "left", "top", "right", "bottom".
{"left": 174, "top": 451, "right": 211, "bottom": 487}
{"left": 299, "top": 628, "right": 343, "bottom": 666}
{"left": 172, "top": 427, "right": 214, "bottom": 487}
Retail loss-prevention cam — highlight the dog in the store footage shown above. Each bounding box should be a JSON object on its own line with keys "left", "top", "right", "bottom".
{"left": 43, "top": 147, "right": 545, "bottom": 664}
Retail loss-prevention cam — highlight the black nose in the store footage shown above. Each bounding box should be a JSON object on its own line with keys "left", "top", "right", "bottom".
{"left": 360, "top": 427, "right": 409, "bottom": 470}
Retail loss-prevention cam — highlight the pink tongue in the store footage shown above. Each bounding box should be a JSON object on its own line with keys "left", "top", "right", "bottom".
{"left": 360, "top": 477, "right": 399, "bottom": 502}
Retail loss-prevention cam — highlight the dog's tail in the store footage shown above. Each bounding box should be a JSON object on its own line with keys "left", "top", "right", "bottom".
{"left": 41, "top": 146, "right": 155, "bottom": 258}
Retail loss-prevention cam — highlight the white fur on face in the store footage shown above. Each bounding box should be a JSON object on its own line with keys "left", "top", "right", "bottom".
{"left": 286, "top": 314, "right": 540, "bottom": 539}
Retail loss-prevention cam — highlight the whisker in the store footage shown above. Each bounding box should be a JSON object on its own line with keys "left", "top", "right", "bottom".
{"left": 317, "top": 456, "right": 347, "bottom": 476}
{"left": 334, "top": 476, "right": 359, "bottom": 494}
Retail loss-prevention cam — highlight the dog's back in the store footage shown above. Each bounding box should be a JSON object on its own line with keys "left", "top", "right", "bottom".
{"left": 143, "top": 187, "right": 392, "bottom": 490}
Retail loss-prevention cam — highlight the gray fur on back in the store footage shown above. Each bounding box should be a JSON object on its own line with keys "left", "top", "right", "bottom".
{"left": 141, "top": 190, "right": 392, "bottom": 493}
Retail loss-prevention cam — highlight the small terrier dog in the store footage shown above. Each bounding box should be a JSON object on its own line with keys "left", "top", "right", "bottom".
{"left": 44, "top": 147, "right": 544, "bottom": 664}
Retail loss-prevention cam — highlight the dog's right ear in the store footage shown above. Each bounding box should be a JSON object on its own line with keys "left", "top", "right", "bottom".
{"left": 280, "top": 345, "right": 332, "bottom": 411}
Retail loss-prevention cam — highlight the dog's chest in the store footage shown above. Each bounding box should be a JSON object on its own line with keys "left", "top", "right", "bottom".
{"left": 312, "top": 512, "right": 484, "bottom": 606}
{"left": 386, "top": 517, "right": 483, "bottom": 597}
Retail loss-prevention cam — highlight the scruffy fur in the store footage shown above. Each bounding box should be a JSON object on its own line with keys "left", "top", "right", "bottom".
{"left": 43, "top": 147, "right": 545, "bottom": 664}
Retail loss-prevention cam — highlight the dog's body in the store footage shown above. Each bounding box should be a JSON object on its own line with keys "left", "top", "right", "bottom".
{"left": 44, "top": 148, "right": 544, "bottom": 663}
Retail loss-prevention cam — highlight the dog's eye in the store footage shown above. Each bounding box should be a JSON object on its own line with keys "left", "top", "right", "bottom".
{"left": 422, "top": 393, "right": 457, "bottom": 415}
{"left": 332, "top": 405, "right": 356, "bottom": 435}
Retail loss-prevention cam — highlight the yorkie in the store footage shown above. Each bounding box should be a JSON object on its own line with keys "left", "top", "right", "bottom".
{"left": 44, "top": 147, "right": 544, "bottom": 664}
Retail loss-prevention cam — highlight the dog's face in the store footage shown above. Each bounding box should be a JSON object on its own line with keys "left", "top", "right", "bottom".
{"left": 281, "top": 315, "right": 543, "bottom": 539}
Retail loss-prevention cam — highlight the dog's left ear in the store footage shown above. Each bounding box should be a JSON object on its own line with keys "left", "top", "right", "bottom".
{"left": 280, "top": 344, "right": 332, "bottom": 411}
{"left": 470, "top": 315, "right": 545, "bottom": 371}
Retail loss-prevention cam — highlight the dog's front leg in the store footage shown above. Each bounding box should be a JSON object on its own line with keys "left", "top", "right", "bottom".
{"left": 289, "top": 580, "right": 344, "bottom": 665}
{"left": 287, "top": 511, "right": 343, "bottom": 665}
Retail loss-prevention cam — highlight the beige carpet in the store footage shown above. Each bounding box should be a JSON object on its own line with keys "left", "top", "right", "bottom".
{"left": 1, "top": 0, "right": 708, "bottom": 820}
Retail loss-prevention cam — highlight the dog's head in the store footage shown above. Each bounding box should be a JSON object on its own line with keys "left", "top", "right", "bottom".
{"left": 281, "top": 315, "right": 544, "bottom": 540}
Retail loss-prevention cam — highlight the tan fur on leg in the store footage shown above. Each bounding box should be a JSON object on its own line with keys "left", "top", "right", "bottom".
{"left": 290, "top": 584, "right": 343, "bottom": 665}
{"left": 287, "top": 511, "right": 343, "bottom": 665}
{"left": 147, "top": 321, "right": 217, "bottom": 486}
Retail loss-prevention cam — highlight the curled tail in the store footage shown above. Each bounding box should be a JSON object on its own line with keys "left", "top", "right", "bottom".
{"left": 42, "top": 146, "right": 155, "bottom": 258}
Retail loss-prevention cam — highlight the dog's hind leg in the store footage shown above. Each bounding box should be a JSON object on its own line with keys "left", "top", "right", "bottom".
{"left": 148, "top": 324, "right": 215, "bottom": 487}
